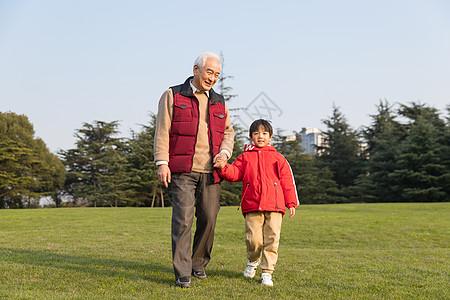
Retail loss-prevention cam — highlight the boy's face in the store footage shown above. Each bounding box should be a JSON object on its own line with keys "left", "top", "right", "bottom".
{"left": 250, "top": 126, "right": 272, "bottom": 148}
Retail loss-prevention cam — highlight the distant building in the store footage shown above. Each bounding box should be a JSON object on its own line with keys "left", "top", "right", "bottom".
{"left": 301, "top": 128, "right": 323, "bottom": 155}
{"left": 285, "top": 135, "right": 296, "bottom": 142}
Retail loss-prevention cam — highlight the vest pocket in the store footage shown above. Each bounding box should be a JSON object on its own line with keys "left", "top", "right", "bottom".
{"left": 173, "top": 102, "right": 193, "bottom": 122}
{"left": 212, "top": 112, "right": 226, "bottom": 132}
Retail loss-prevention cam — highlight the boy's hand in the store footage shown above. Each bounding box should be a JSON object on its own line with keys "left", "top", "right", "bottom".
{"left": 288, "top": 207, "right": 296, "bottom": 218}
{"left": 213, "top": 152, "right": 228, "bottom": 169}
{"left": 214, "top": 161, "right": 227, "bottom": 169}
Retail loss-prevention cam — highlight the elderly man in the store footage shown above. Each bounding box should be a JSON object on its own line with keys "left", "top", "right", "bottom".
{"left": 154, "top": 52, "right": 234, "bottom": 288}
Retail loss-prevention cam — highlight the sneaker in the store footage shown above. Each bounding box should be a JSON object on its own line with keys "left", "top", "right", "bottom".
{"left": 192, "top": 270, "right": 207, "bottom": 279}
{"left": 244, "top": 260, "right": 259, "bottom": 278}
{"left": 261, "top": 273, "right": 273, "bottom": 286}
{"left": 175, "top": 276, "right": 191, "bottom": 288}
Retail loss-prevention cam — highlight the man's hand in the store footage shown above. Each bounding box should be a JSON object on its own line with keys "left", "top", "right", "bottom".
{"left": 213, "top": 152, "right": 228, "bottom": 169}
{"left": 288, "top": 207, "right": 296, "bottom": 218}
{"left": 157, "top": 164, "right": 171, "bottom": 188}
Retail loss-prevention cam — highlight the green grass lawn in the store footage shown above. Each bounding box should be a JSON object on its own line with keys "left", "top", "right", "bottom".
{"left": 0, "top": 203, "right": 448, "bottom": 299}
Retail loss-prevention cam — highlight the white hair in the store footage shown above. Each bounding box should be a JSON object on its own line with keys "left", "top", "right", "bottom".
{"left": 194, "top": 52, "right": 221, "bottom": 69}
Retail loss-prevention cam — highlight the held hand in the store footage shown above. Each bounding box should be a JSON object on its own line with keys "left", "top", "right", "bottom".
{"left": 288, "top": 207, "right": 296, "bottom": 218}
{"left": 213, "top": 152, "right": 228, "bottom": 169}
{"left": 157, "top": 165, "right": 171, "bottom": 188}
{"left": 214, "top": 160, "right": 227, "bottom": 169}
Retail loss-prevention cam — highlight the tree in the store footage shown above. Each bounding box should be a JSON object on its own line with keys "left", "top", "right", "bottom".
{"left": 210, "top": 52, "right": 247, "bottom": 205}
{"left": 217, "top": 52, "right": 237, "bottom": 102}
{"left": 317, "top": 105, "right": 362, "bottom": 197}
{"left": 297, "top": 155, "right": 346, "bottom": 204}
{"left": 220, "top": 124, "right": 247, "bottom": 206}
{"left": 60, "top": 121, "right": 128, "bottom": 207}
{"left": 33, "top": 138, "right": 66, "bottom": 207}
{"left": 389, "top": 103, "right": 449, "bottom": 202}
{"left": 361, "top": 100, "right": 405, "bottom": 202}
{"left": 273, "top": 130, "right": 345, "bottom": 204}
{"left": 124, "top": 114, "right": 164, "bottom": 207}
{"left": 443, "top": 105, "right": 450, "bottom": 198}
{"left": 0, "top": 112, "right": 65, "bottom": 208}
{"left": 99, "top": 140, "right": 130, "bottom": 207}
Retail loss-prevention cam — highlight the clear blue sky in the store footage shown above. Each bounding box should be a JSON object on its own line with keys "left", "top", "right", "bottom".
{"left": 1, "top": 0, "right": 449, "bottom": 153}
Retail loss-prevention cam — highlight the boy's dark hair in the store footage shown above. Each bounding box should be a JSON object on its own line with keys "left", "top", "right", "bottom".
{"left": 249, "top": 119, "right": 273, "bottom": 137}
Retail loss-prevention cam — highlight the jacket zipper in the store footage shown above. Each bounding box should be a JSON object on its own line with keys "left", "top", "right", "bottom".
{"left": 239, "top": 183, "right": 250, "bottom": 210}
{"left": 274, "top": 182, "right": 279, "bottom": 212}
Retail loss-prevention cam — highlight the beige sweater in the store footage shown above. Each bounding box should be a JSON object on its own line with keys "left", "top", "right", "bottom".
{"left": 154, "top": 88, "right": 234, "bottom": 173}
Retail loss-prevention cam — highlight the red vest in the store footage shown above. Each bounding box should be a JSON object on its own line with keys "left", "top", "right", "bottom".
{"left": 168, "top": 77, "right": 227, "bottom": 183}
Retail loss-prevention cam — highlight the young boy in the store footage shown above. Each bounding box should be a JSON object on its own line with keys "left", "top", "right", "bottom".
{"left": 215, "top": 119, "right": 299, "bottom": 286}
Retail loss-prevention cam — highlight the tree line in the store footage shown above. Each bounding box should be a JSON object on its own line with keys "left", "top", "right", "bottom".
{"left": 0, "top": 100, "right": 448, "bottom": 208}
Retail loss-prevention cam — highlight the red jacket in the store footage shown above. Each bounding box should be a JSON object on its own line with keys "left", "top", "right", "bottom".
{"left": 218, "top": 144, "right": 299, "bottom": 216}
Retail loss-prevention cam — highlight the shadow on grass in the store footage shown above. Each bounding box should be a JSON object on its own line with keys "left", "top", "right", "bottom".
{"left": 0, "top": 247, "right": 173, "bottom": 286}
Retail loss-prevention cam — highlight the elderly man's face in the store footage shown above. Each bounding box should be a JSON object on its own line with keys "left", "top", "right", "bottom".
{"left": 192, "top": 58, "right": 221, "bottom": 92}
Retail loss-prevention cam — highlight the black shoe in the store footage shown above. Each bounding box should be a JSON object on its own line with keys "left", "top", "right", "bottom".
{"left": 192, "top": 270, "right": 207, "bottom": 279}
{"left": 175, "top": 276, "right": 191, "bottom": 288}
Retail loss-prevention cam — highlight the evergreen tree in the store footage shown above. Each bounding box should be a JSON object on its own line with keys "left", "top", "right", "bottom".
{"left": 317, "top": 105, "right": 362, "bottom": 198}
{"left": 345, "top": 173, "right": 378, "bottom": 203}
{"left": 217, "top": 52, "right": 237, "bottom": 102}
{"left": 99, "top": 140, "right": 130, "bottom": 207}
{"left": 443, "top": 105, "right": 450, "bottom": 198}
{"left": 212, "top": 52, "right": 242, "bottom": 205}
{"left": 299, "top": 156, "right": 346, "bottom": 204}
{"left": 390, "top": 103, "right": 449, "bottom": 201}
{"left": 219, "top": 124, "right": 247, "bottom": 206}
{"left": 273, "top": 130, "right": 345, "bottom": 204}
{"left": 60, "top": 121, "right": 127, "bottom": 207}
{"left": 361, "top": 100, "right": 405, "bottom": 202}
{"left": 124, "top": 114, "right": 163, "bottom": 207}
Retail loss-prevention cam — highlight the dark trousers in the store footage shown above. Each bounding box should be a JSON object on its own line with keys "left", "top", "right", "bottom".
{"left": 171, "top": 172, "right": 221, "bottom": 280}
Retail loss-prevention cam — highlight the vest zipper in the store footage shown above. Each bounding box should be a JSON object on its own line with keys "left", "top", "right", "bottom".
{"left": 192, "top": 96, "right": 200, "bottom": 172}
{"left": 207, "top": 100, "right": 213, "bottom": 158}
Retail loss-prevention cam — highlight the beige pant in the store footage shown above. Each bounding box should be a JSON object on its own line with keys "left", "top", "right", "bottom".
{"left": 245, "top": 211, "right": 283, "bottom": 274}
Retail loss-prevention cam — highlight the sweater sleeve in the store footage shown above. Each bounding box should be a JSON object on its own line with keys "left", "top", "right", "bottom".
{"left": 218, "top": 103, "right": 235, "bottom": 158}
{"left": 279, "top": 157, "right": 300, "bottom": 208}
{"left": 154, "top": 89, "right": 173, "bottom": 163}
